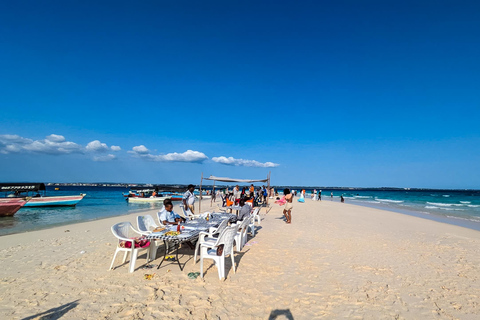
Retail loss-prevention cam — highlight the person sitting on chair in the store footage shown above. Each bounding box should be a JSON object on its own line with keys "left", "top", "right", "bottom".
{"left": 158, "top": 199, "right": 183, "bottom": 225}
{"left": 235, "top": 199, "right": 252, "bottom": 222}
{"left": 225, "top": 194, "right": 234, "bottom": 207}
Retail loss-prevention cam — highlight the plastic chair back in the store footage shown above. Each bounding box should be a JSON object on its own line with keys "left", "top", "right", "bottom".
{"left": 112, "top": 221, "right": 135, "bottom": 239}
{"left": 214, "top": 218, "right": 229, "bottom": 236}
{"left": 137, "top": 215, "right": 158, "bottom": 233}
{"left": 215, "top": 226, "right": 237, "bottom": 256}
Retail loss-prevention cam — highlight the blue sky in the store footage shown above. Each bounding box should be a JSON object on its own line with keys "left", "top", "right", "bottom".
{"left": 1, "top": 1, "right": 479, "bottom": 188}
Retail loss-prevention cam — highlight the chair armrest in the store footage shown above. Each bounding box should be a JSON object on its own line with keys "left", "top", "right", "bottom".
{"left": 115, "top": 235, "right": 134, "bottom": 242}
{"left": 129, "top": 225, "right": 145, "bottom": 237}
{"left": 200, "top": 240, "right": 216, "bottom": 249}
{"left": 198, "top": 231, "right": 210, "bottom": 242}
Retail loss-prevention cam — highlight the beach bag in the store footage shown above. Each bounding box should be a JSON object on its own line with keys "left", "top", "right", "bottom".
{"left": 216, "top": 244, "right": 224, "bottom": 256}
{"left": 120, "top": 237, "right": 150, "bottom": 248}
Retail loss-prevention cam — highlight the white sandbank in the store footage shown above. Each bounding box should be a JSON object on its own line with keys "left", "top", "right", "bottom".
{"left": 1, "top": 199, "right": 480, "bottom": 319}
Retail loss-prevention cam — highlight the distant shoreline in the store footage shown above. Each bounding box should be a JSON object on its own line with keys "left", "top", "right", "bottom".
{"left": 41, "top": 183, "right": 480, "bottom": 192}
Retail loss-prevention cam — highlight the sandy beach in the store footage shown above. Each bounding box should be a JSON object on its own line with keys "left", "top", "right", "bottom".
{"left": 1, "top": 198, "right": 480, "bottom": 319}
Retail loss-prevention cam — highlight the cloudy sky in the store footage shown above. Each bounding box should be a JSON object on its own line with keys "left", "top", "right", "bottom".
{"left": 1, "top": 1, "right": 479, "bottom": 188}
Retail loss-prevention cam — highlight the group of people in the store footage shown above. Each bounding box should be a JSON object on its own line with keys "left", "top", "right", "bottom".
{"left": 158, "top": 184, "right": 255, "bottom": 226}
{"left": 310, "top": 189, "right": 322, "bottom": 201}
{"left": 157, "top": 184, "right": 196, "bottom": 226}
{"left": 223, "top": 184, "right": 273, "bottom": 206}
{"left": 159, "top": 184, "right": 347, "bottom": 229}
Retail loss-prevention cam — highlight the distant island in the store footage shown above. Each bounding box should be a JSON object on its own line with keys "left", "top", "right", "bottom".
{"left": 45, "top": 183, "right": 477, "bottom": 192}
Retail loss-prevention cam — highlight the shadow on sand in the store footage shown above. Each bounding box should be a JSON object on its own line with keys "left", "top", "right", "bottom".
{"left": 22, "top": 299, "right": 80, "bottom": 320}
{"left": 269, "top": 308, "right": 294, "bottom": 320}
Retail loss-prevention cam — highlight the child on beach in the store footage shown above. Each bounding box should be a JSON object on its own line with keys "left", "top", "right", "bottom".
{"left": 159, "top": 199, "right": 183, "bottom": 225}
{"left": 283, "top": 188, "right": 293, "bottom": 224}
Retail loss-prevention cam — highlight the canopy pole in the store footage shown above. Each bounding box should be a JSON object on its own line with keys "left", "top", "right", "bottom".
{"left": 211, "top": 180, "right": 216, "bottom": 207}
{"left": 266, "top": 171, "right": 271, "bottom": 205}
{"left": 199, "top": 172, "right": 203, "bottom": 214}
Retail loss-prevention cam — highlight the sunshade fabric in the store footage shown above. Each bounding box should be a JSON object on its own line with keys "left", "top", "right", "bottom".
{"left": 0, "top": 183, "right": 46, "bottom": 192}
{"left": 203, "top": 176, "right": 268, "bottom": 183}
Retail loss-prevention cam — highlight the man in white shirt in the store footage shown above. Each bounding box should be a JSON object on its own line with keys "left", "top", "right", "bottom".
{"left": 182, "top": 184, "right": 196, "bottom": 214}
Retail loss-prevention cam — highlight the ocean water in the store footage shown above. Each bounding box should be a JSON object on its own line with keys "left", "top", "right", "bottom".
{"left": 0, "top": 186, "right": 168, "bottom": 236}
{"left": 299, "top": 189, "right": 480, "bottom": 231}
{"left": 1, "top": 186, "right": 480, "bottom": 236}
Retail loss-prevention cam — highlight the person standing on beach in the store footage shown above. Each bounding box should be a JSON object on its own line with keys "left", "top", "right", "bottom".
{"left": 283, "top": 188, "right": 293, "bottom": 224}
{"left": 183, "top": 184, "right": 196, "bottom": 214}
{"left": 234, "top": 185, "right": 241, "bottom": 204}
{"left": 318, "top": 190, "right": 322, "bottom": 201}
{"left": 211, "top": 187, "right": 216, "bottom": 203}
{"left": 331, "top": 192, "right": 333, "bottom": 200}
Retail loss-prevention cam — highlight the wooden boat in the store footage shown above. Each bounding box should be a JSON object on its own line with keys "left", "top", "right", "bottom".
{"left": 123, "top": 189, "right": 156, "bottom": 198}
{"left": 169, "top": 195, "right": 183, "bottom": 201}
{"left": 127, "top": 196, "right": 170, "bottom": 203}
{"left": 24, "top": 194, "right": 86, "bottom": 207}
{"left": 0, "top": 198, "right": 29, "bottom": 217}
{"left": 0, "top": 183, "right": 85, "bottom": 208}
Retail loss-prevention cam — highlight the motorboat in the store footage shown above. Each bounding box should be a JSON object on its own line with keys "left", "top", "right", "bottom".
{"left": 0, "top": 198, "right": 30, "bottom": 217}
{"left": 127, "top": 196, "right": 170, "bottom": 203}
{"left": 0, "top": 183, "right": 85, "bottom": 208}
{"left": 124, "top": 187, "right": 183, "bottom": 202}
{"left": 24, "top": 194, "right": 86, "bottom": 207}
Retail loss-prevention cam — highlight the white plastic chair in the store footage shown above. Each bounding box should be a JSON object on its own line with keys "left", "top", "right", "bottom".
{"left": 234, "top": 215, "right": 251, "bottom": 251}
{"left": 137, "top": 215, "right": 165, "bottom": 260}
{"left": 249, "top": 208, "right": 260, "bottom": 236}
{"left": 194, "top": 218, "right": 229, "bottom": 264}
{"left": 200, "top": 225, "right": 237, "bottom": 280}
{"left": 180, "top": 204, "right": 201, "bottom": 220}
{"left": 109, "top": 222, "right": 151, "bottom": 273}
{"left": 252, "top": 207, "right": 261, "bottom": 225}
{"left": 137, "top": 215, "right": 162, "bottom": 235}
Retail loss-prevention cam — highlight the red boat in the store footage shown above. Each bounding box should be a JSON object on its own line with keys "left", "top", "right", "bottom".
{"left": 0, "top": 198, "right": 29, "bottom": 217}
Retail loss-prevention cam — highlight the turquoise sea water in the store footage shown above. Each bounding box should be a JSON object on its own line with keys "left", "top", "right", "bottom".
{"left": 0, "top": 186, "right": 160, "bottom": 236}
{"left": 301, "top": 189, "right": 480, "bottom": 231}
{"left": 1, "top": 186, "right": 480, "bottom": 236}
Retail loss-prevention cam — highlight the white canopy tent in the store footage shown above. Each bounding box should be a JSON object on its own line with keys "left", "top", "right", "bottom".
{"left": 198, "top": 172, "right": 271, "bottom": 213}
{"left": 203, "top": 176, "right": 269, "bottom": 183}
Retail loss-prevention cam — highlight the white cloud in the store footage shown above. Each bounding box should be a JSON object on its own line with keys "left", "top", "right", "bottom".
{"left": 93, "top": 154, "right": 116, "bottom": 162}
{"left": 0, "top": 134, "right": 82, "bottom": 155}
{"left": 46, "top": 134, "right": 66, "bottom": 143}
{"left": 212, "top": 156, "right": 279, "bottom": 168}
{"left": 131, "top": 145, "right": 150, "bottom": 154}
{"left": 0, "top": 134, "right": 122, "bottom": 160}
{"left": 86, "top": 140, "right": 109, "bottom": 152}
{"left": 21, "top": 137, "right": 83, "bottom": 154}
{"left": 157, "top": 150, "right": 208, "bottom": 162}
{"left": 129, "top": 146, "right": 208, "bottom": 163}
{"left": 0, "top": 134, "right": 33, "bottom": 145}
